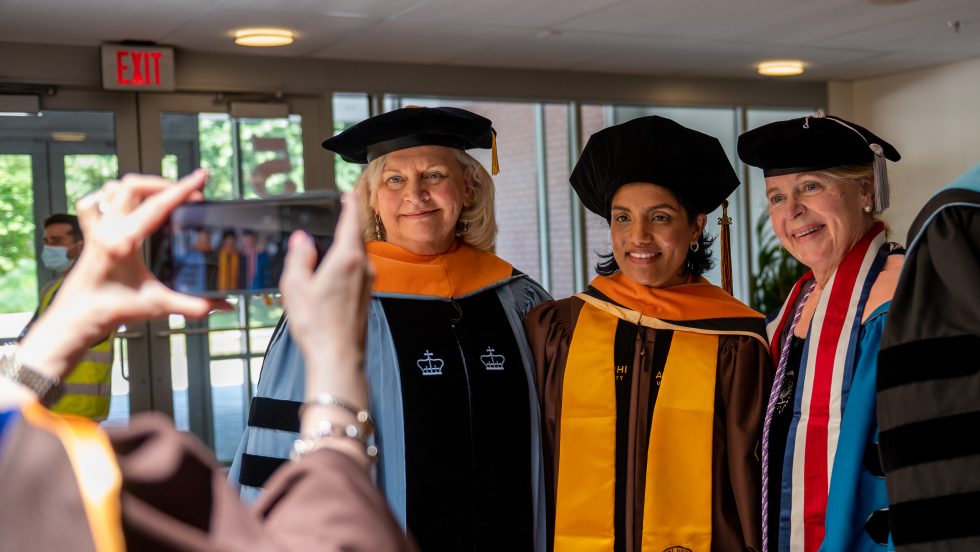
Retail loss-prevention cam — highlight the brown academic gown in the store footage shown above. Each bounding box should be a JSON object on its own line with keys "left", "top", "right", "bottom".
{"left": 523, "top": 274, "right": 771, "bottom": 552}
{"left": 0, "top": 405, "right": 413, "bottom": 552}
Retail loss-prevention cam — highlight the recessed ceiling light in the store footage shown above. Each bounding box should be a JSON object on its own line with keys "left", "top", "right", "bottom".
{"left": 757, "top": 60, "right": 805, "bottom": 77}
{"left": 234, "top": 28, "right": 295, "bottom": 47}
{"left": 51, "top": 131, "right": 87, "bottom": 142}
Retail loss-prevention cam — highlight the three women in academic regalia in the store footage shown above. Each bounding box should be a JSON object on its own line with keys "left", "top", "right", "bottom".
{"left": 233, "top": 104, "right": 909, "bottom": 552}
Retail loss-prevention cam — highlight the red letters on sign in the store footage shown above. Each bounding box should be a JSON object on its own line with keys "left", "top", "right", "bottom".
{"left": 115, "top": 50, "right": 164, "bottom": 86}
{"left": 116, "top": 51, "right": 129, "bottom": 84}
{"left": 151, "top": 52, "right": 161, "bottom": 84}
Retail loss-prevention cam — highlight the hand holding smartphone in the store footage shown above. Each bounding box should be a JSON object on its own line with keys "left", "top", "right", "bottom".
{"left": 150, "top": 192, "right": 340, "bottom": 297}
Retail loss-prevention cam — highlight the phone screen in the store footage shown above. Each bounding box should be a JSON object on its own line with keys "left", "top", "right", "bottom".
{"left": 150, "top": 192, "right": 340, "bottom": 297}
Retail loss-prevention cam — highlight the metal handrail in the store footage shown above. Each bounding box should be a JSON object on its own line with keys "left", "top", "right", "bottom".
{"left": 153, "top": 324, "right": 277, "bottom": 338}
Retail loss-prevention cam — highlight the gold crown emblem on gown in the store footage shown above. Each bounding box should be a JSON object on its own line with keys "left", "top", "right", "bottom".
{"left": 480, "top": 347, "right": 505, "bottom": 370}
{"left": 417, "top": 350, "right": 444, "bottom": 376}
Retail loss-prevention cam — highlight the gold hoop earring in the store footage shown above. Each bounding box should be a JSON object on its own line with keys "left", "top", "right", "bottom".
{"left": 374, "top": 213, "right": 383, "bottom": 241}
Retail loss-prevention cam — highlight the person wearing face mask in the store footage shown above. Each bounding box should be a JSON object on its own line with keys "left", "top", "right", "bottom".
{"left": 18, "top": 213, "right": 114, "bottom": 421}
{"left": 39, "top": 214, "right": 83, "bottom": 274}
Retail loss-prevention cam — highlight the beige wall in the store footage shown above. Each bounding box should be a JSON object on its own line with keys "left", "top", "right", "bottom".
{"left": 828, "top": 56, "right": 980, "bottom": 243}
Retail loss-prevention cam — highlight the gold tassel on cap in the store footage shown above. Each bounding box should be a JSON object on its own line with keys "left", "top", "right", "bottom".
{"left": 718, "top": 200, "right": 733, "bottom": 295}
{"left": 491, "top": 130, "right": 499, "bottom": 176}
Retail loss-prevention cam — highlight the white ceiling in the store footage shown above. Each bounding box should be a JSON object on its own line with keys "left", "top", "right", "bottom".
{"left": 1, "top": 0, "right": 979, "bottom": 81}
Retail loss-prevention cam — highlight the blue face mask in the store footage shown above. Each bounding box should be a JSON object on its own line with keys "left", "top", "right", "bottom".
{"left": 41, "top": 245, "right": 74, "bottom": 273}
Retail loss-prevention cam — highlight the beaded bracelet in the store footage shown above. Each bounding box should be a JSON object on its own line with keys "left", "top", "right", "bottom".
{"left": 291, "top": 419, "right": 380, "bottom": 462}
{"left": 300, "top": 393, "right": 375, "bottom": 434}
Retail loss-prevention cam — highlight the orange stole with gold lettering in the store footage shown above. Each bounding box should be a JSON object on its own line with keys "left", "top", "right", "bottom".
{"left": 554, "top": 275, "right": 766, "bottom": 552}
{"left": 555, "top": 302, "right": 717, "bottom": 551}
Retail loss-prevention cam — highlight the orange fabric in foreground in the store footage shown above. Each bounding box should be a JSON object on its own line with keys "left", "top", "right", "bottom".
{"left": 20, "top": 402, "right": 124, "bottom": 552}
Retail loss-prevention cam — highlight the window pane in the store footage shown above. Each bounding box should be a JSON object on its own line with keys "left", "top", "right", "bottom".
{"left": 211, "top": 358, "right": 247, "bottom": 462}
{"left": 332, "top": 93, "right": 370, "bottom": 192}
{"left": 169, "top": 316, "right": 191, "bottom": 431}
{"left": 745, "top": 108, "right": 818, "bottom": 275}
{"left": 64, "top": 154, "right": 118, "bottom": 212}
{"left": 0, "top": 154, "right": 37, "bottom": 332}
{"left": 103, "top": 333, "right": 131, "bottom": 428}
{"left": 544, "top": 104, "right": 574, "bottom": 299}
{"left": 238, "top": 116, "right": 304, "bottom": 198}
{"left": 581, "top": 105, "right": 615, "bottom": 288}
{"left": 162, "top": 112, "right": 304, "bottom": 199}
{"left": 208, "top": 295, "right": 241, "bottom": 330}
{"left": 162, "top": 153, "right": 179, "bottom": 180}
{"left": 1, "top": 110, "right": 116, "bottom": 340}
{"left": 209, "top": 329, "right": 244, "bottom": 356}
{"left": 249, "top": 326, "right": 275, "bottom": 358}
{"left": 250, "top": 356, "right": 264, "bottom": 396}
{"left": 247, "top": 294, "right": 282, "bottom": 391}
{"left": 164, "top": 285, "right": 280, "bottom": 455}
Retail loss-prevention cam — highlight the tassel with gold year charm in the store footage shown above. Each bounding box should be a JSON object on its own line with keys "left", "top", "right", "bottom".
{"left": 718, "top": 200, "right": 733, "bottom": 295}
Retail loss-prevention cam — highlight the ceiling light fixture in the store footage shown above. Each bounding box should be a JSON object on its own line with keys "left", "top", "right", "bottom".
{"left": 234, "top": 28, "right": 295, "bottom": 47}
{"left": 51, "top": 132, "right": 87, "bottom": 142}
{"left": 757, "top": 60, "right": 805, "bottom": 77}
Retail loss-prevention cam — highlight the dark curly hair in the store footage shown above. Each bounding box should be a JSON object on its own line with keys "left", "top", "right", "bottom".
{"left": 595, "top": 188, "right": 716, "bottom": 279}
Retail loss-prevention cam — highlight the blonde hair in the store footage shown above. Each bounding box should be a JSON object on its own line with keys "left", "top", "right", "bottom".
{"left": 353, "top": 148, "right": 497, "bottom": 251}
{"left": 815, "top": 163, "right": 874, "bottom": 186}
{"left": 812, "top": 163, "right": 878, "bottom": 213}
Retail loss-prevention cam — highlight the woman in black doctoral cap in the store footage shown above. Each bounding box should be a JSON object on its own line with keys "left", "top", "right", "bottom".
{"left": 524, "top": 116, "right": 772, "bottom": 552}
{"left": 738, "top": 112, "right": 903, "bottom": 552}
{"left": 230, "top": 106, "right": 551, "bottom": 552}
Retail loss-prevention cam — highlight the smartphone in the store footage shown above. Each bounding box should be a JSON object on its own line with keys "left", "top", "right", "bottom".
{"left": 150, "top": 192, "right": 340, "bottom": 297}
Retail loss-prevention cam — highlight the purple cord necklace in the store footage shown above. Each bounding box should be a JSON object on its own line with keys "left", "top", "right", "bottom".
{"left": 761, "top": 280, "right": 816, "bottom": 552}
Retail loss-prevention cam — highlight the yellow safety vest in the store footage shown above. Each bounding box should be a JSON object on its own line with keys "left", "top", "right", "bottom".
{"left": 37, "top": 278, "right": 114, "bottom": 421}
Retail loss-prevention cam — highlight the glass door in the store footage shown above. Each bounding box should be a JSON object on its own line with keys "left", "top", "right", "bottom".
{"left": 0, "top": 100, "right": 138, "bottom": 426}
{"left": 0, "top": 90, "right": 330, "bottom": 460}
{"left": 137, "top": 93, "right": 327, "bottom": 461}
{"left": 0, "top": 143, "right": 43, "bottom": 346}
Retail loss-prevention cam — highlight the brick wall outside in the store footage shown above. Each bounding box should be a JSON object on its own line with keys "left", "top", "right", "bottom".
{"left": 581, "top": 105, "right": 614, "bottom": 287}
{"left": 460, "top": 101, "right": 613, "bottom": 298}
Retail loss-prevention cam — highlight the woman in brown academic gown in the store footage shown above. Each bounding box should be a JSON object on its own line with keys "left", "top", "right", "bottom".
{"left": 524, "top": 116, "right": 772, "bottom": 552}
{"left": 0, "top": 171, "right": 411, "bottom": 552}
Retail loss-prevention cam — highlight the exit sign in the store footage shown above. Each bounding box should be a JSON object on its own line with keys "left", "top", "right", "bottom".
{"left": 101, "top": 45, "right": 175, "bottom": 91}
